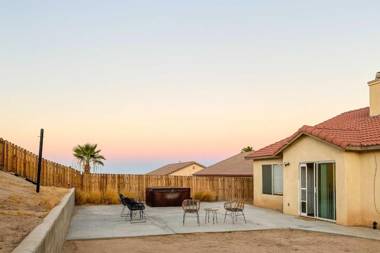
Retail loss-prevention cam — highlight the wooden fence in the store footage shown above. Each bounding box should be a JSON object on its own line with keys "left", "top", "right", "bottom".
{"left": 81, "top": 173, "right": 253, "bottom": 202}
{"left": 0, "top": 138, "right": 82, "bottom": 188}
{"left": 0, "top": 138, "right": 253, "bottom": 202}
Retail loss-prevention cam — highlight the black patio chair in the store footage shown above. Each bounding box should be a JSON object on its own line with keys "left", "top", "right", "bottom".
{"left": 119, "top": 193, "right": 146, "bottom": 223}
{"left": 119, "top": 193, "right": 129, "bottom": 217}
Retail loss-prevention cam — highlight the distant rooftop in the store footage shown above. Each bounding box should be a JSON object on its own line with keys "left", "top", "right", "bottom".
{"left": 195, "top": 151, "right": 254, "bottom": 177}
{"left": 146, "top": 161, "right": 205, "bottom": 176}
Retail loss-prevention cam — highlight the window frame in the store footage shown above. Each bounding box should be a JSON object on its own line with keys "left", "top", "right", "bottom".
{"left": 262, "top": 164, "right": 283, "bottom": 196}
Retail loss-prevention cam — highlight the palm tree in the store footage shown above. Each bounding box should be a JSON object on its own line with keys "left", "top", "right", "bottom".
{"left": 241, "top": 146, "right": 254, "bottom": 153}
{"left": 73, "top": 143, "right": 105, "bottom": 173}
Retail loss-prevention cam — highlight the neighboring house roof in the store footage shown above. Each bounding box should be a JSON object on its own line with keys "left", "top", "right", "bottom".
{"left": 194, "top": 151, "right": 254, "bottom": 177}
{"left": 147, "top": 161, "right": 205, "bottom": 176}
{"left": 246, "top": 107, "right": 380, "bottom": 160}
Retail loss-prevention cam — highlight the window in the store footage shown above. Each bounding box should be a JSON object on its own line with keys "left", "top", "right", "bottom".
{"left": 262, "top": 164, "right": 283, "bottom": 195}
{"left": 262, "top": 165, "right": 272, "bottom": 194}
{"left": 272, "top": 164, "right": 283, "bottom": 194}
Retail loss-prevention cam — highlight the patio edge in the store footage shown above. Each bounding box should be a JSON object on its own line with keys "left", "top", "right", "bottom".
{"left": 12, "top": 188, "right": 75, "bottom": 253}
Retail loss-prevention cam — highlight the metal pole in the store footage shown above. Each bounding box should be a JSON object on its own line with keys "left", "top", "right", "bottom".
{"left": 36, "top": 129, "right": 44, "bottom": 193}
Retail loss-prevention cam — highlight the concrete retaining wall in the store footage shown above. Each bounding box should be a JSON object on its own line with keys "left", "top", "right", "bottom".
{"left": 13, "top": 188, "right": 75, "bottom": 253}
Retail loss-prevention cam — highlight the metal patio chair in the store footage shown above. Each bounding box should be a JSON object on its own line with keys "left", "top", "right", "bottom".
{"left": 224, "top": 200, "right": 246, "bottom": 224}
{"left": 182, "top": 199, "right": 200, "bottom": 225}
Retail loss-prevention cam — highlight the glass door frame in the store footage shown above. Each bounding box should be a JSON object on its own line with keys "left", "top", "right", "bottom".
{"left": 298, "top": 161, "right": 336, "bottom": 222}
{"left": 299, "top": 163, "right": 308, "bottom": 216}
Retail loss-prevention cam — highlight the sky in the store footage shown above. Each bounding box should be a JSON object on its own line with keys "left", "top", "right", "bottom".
{"left": 1, "top": 1, "right": 380, "bottom": 173}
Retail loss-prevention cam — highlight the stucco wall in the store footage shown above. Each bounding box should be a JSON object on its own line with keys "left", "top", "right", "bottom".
{"left": 282, "top": 136, "right": 347, "bottom": 223}
{"left": 253, "top": 158, "right": 283, "bottom": 211}
{"left": 342, "top": 152, "right": 362, "bottom": 225}
{"left": 170, "top": 164, "right": 204, "bottom": 176}
{"left": 13, "top": 188, "right": 75, "bottom": 253}
{"left": 359, "top": 152, "right": 380, "bottom": 226}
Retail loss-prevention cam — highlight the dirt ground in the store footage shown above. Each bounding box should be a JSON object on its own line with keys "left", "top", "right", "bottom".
{"left": 0, "top": 170, "right": 68, "bottom": 253}
{"left": 63, "top": 229, "right": 380, "bottom": 253}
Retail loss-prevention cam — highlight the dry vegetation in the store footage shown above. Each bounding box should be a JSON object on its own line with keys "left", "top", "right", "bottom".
{"left": 0, "top": 170, "right": 68, "bottom": 253}
{"left": 75, "top": 190, "right": 102, "bottom": 205}
{"left": 193, "top": 191, "right": 217, "bottom": 201}
{"left": 75, "top": 188, "right": 138, "bottom": 205}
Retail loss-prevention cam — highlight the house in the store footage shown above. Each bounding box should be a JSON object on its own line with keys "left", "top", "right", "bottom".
{"left": 246, "top": 72, "right": 380, "bottom": 227}
{"left": 147, "top": 161, "right": 205, "bottom": 176}
{"left": 194, "top": 151, "right": 254, "bottom": 177}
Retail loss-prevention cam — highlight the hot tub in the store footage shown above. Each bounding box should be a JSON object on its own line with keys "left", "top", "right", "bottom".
{"left": 145, "top": 187, "right": 191, "bottom": 207}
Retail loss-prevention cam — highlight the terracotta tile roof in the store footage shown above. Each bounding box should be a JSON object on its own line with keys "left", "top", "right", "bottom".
{"left": 146, "top": 161, "right": 205, "bottom": 176}
{"left": 246, "top": 107, "right": 380, "bottom": 159}
{"left": 194, "top": 151, "right": 254, "bottom": 177}
{"left": 245, "top": 136, "right": 293, "bottom": 160}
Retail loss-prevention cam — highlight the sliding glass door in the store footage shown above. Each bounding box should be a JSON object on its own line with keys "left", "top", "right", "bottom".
{"left": 299, "top": 162, "right": 336, "bottom": 221}
{"left": 317, "top": 163, "right": 336, "bottom": 220}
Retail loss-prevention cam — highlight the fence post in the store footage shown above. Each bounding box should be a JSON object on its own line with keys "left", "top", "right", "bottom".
{"left": 36, "top": 129, "right": 44, "bottom": 193}
{"left": 0, "top": 138, "right": 4, "bottom": 170}
{"left": 143, "top": 175, "right": 146, "bottom": 201}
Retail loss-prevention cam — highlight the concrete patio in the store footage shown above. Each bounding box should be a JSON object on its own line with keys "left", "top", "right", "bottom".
{"left": 66, "top": 202, "right": 380, "bottom": 241}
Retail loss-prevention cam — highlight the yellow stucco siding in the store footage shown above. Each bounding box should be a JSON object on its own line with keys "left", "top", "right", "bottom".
{"left": 342, "top": 152, "right": 362, "bottom": 225}
{"left": 170, "top": 164, "right": 204, "bottom": 176}
{"left": 282, "top": 135, "right": 345, "bottom": 221}
{"left": 253, "top": 159, "right": 283, "bottom": 211}
{"left": 359, "top": 152, "right": 380, "bottom": 226}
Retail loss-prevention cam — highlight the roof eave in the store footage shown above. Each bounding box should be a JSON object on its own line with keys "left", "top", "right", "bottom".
{"left": 246, "top": 155, "right": 282, "bottom": 161}
{"left": 273, "top": 132, "right": 346, "bottom": 156}
{"left": 346, "top": 145, "right": 380, "bottom": 152}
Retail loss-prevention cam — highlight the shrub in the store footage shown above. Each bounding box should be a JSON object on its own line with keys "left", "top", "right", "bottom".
{"left": 75, "top": 190, "right": 88, "bottom": 205}
{"left": 103, "top": 189, "right": 119, "bottom": 204}
{"left": 122, "top": 190, "right": 138, "bottom": 200}
{"left": 193, "top": 191, "right": 217, "bottom": 202}
{"left": 75, "top": 189, "right": 139, "bottom": 205}
{"left": 86, "top": 191, "right": 102, "bottom": 204}
{"left": 202, "top": 191, "right": 217, "bottom": 202}
{"left": 193, "top": 191, "right": 203, "bottom": 200}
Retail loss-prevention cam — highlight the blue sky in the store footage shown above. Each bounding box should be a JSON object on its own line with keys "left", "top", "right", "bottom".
{"left": 1, "top": 1, "right": 380, "bottom": 173}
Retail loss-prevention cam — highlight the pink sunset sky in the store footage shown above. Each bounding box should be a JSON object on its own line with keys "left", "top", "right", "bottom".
{"left": 1, "top": 1, "right": 379, "bottom": 173}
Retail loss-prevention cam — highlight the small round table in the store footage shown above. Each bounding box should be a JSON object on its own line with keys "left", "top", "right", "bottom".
{"left": 204, "top": 208, "right": 218, "bottom": 224}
